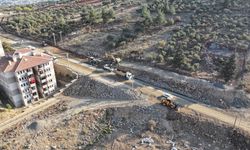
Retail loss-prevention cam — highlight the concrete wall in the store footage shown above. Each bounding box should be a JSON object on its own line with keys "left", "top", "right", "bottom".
{"left": 54, "top": 63, "right": 77, "bottom": 81}
{"left": 0, "top": 72, "right": 23, "bottom": 107}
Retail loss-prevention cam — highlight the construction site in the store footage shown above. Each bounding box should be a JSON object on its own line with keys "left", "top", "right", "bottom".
{"left": 0, "top": 74, "right": 250, "bottom": 149}
{"left": 0, "top": 0, "right": 250, "bottom": 149}
{"left": 0, "top": 40, "right": 249, "bottom": 149}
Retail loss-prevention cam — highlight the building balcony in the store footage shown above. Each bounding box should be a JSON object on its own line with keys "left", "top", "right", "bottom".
{"left": 40, "top": 73, "right": 46, "bottom": 78}
{"left": 42, "top": 84, "right": 47, "bottom": 89}
{"left": 29, "top": 77, "right": 36, "bottom": 84}
{"left": 27, "top": 71, "right": 33, "bottom": 76}
{"left": 30, "top": 88, "right": 36, "bottom": 93}
{"left": 44, "top": 90, "right": 48, "bottom": 94}
{"left": 41, "top": 79, "right": 47, "bottom": 84}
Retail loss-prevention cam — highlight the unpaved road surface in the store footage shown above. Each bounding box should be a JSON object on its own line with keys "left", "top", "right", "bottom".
{"left": 0, "top": 31, "right": 250, "bottom": 134}
{"left": 54, "top": 55, "right": 250, "bottom": 133}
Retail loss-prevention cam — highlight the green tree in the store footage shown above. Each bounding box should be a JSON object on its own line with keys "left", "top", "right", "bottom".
{"left": 169, "top": 5, "right": 176, "bottom": 15}
{"left": 172, "top": 49, "right": 185, "bottom": 68}
{"left": 220, "top": 54, "right": 236, "bottom": 82}
{"left": 155, "top": 10, "right": 166, "bottom": 25}
{"left": 81, "top": 6, "right": 92, "bottom": 23}
{"left": 81, "top": 6, "right": 99, "bottom": 24}
{"left": 102, "top": 8, "right": 115, "bottom": 23}
{"left": 2, "top": 42, "right": 13, "bottom": 52}
{"left": 88, "top": 7, "right": 99, "bottom": 24}
{"left": 141, "top": 5, "right": 152, "bottom": 26}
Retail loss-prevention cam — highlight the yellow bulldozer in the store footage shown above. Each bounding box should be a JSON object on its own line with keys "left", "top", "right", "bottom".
{"left": 158, "top": 93, "right": 178, "bottom": 110}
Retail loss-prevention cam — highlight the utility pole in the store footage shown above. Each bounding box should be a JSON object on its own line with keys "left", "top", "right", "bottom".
{"left": 233, "top": 116, "right": 238, "bottom": 128}
{"left": 52, "top": 33, "right": 56, "bottom": 46}
{"left": 59, "top": 31, "right": 63, "bottom": 42}
{"left": 131, "top": 80, "right": 134, "bottom": 90}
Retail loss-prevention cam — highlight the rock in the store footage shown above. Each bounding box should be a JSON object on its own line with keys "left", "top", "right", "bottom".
{"left": 141, "top": 137, "right": 154, "bottom": 145}
{"left": 63, "top": 76, "right": 142, "bottom": 100}
{"left": 51, "top": 145, "right": 57, "bottom": 150}
{"left": 148, "top": 120, "right": 157, "bottom": 131}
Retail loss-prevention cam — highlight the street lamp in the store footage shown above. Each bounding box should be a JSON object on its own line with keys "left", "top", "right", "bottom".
{"left": 59, "top": 31, "right": 63, "bottom": 42}
{"left": 52, "top": 33, "right": 56, "bottom": 46}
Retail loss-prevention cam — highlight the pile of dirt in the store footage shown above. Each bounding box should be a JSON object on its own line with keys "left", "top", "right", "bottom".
{"left": 63, "top": 76, "right": 141, "bottom": 100}
{"left": 90, "top": 106, "right": 250, "bottom": 150}
{"left": 27, "top": 121, "right": 41, "bottom": 131}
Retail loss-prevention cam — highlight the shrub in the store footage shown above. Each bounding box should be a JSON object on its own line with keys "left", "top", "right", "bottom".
{"left": 6, "top": 104, "right": 12, "bottom": 109}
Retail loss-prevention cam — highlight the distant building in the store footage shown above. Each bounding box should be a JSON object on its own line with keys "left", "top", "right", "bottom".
{"left": 0, "top": 42, "right": 57, "bottom": 107}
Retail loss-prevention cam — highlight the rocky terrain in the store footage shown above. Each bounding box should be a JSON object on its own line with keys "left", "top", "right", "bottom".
{"left": 1, "top": 101, "right": 249, "bottom": 150}
{"left": 1, "top": 70, "right": 250, "bottom": 150}
{"left": 63, "top": 76, "right": 142, "bottom": 100}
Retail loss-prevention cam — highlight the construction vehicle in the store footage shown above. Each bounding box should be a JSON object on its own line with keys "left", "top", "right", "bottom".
{"left": 41, "top": 41, "right": 48, "bottom": 47}
{"left": 158, "top": 93, "right": 178, "bottom": 110}
{"left": 103, "top": 64, "right": 114, "bottom": 72}
{"left": 88, "top": 57, "right": 102, "bottom": 66}
{"left": 103, "top": 54, "right": 121, "bottom": 67}
{"left": 114, "top": 69, "right": 133, "bottom": 80}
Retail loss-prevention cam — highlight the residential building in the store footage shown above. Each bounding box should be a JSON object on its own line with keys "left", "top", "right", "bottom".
{"left": 0, "top": 42, "right": 57, "bottom": 107}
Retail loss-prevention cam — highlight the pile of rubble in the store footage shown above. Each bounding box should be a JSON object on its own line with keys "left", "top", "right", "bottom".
{"left": 91, "top": 106, "right": 250, "bottom": 150}
{"left": 63, "top": 76, "right": 141, "bottom": 100}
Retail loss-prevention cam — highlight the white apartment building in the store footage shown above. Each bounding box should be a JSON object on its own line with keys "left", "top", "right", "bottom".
{"left": 0, "top": 42, "right": 57, "bottom": 107}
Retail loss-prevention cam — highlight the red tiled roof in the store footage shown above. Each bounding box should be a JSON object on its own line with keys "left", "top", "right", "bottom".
{"left": 15, "top": 55, "right": 52, "bottom": 72}
{"left": 0, "top": 52, "right": 52, "bottom": 73}
{"left": 0, "top": 57, "right": 19, "bottom": 72}
{"left": 14, "top": 48, "right": 32, "bottom": 55}
{"left": 4, "top": 60, "right": 19, "bottom": 72}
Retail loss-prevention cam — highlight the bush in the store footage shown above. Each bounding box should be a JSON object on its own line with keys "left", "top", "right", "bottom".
{"left": 2, "top": 42, "right": 14, "bottom": 52}
{"left": 167, "top": 18, "right": 175, "bottom": 25}
{"left": 174, "top": 16, "right": 181, "bottom": 22}
{"left": 6, "top": 104, "right": 12, "bottom": 109}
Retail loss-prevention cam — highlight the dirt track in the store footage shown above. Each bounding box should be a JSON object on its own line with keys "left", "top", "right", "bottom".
{"left": 51, "top": 52, "right": 250, "bottom": 134}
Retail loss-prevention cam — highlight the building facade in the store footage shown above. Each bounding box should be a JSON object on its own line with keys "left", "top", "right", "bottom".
{"left": 0, "top": 44, "right": 57, "bottom": 107}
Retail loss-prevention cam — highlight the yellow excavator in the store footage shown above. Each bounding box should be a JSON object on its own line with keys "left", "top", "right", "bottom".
{"left": 158, "top": 93, "right": 178, "bottom": 110}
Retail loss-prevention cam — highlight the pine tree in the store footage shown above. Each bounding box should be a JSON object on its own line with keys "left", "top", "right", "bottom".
{"left": 169, "top": 5, "right": 176, "bottom": 15}
{"left": 221, "top": 54, "right": 236, "bottom": 82}
{"left": 141, "top": 5, "right": 153, "bottom": 26}
{"left": 155, "top": 10, "right": 166, "bottom": 25}
{"left": 172, "top": 49, "right": 185, "bottom": 68}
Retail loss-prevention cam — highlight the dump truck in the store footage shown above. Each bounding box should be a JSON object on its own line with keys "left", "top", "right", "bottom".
{"left": 158, "top": 93, "right": 178, "bottom": 110}
{"left": 87, "top": 57, "right": 102, "bottom": 66}
{"left": 103, "top": 54, "right": 122, "bottom": 67}
{"left": 114, "top": 69, "right": 133, "bottom": 80}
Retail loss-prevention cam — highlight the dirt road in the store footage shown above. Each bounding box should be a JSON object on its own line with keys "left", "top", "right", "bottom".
{"left": 55, "top": 55, "right": 250, "bottom": 133}
{"left": 0, "top": 97, "right": 61, "bottom": 132}
{"left": 0, "top": 31, "right": 250, "bottom": 134}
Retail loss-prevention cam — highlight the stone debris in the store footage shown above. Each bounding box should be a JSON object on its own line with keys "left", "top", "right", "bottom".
{"left": 63, "top": 76, "right": 142, "bottom": 100}
{"left": 1, "top": 100, "right": 250, "bottom": 150}
{"left": 167, "top": 140, "right": 177, "bottom": 150}
{"left": 141, "top": 137, "right": 154, "bottom": 145}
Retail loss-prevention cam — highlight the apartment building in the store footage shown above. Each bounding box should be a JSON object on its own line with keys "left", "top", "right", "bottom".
{"left": 0, "top": 42, "right": 57, "bottom": 107}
